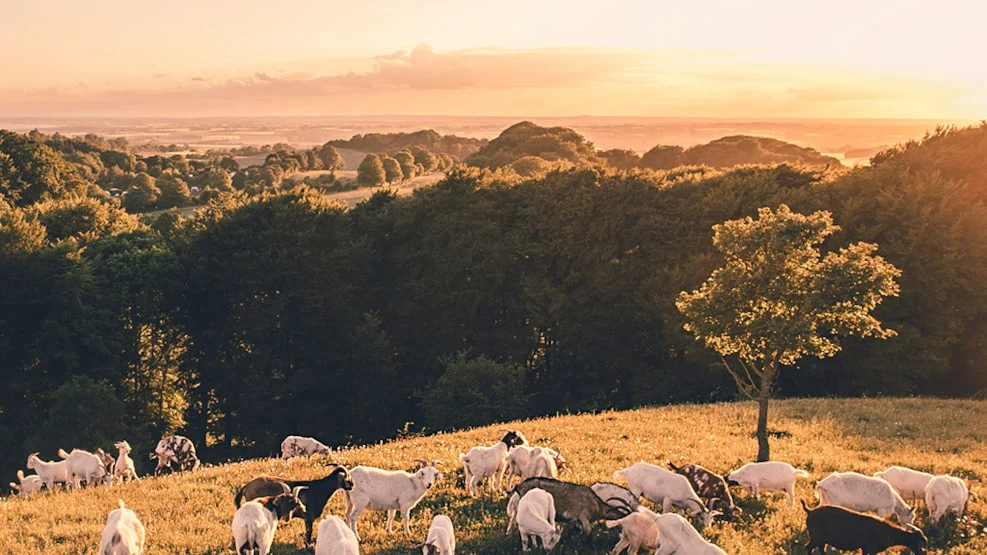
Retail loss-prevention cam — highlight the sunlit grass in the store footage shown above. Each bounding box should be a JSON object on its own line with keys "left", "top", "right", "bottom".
{"left": 1, "top": 398, "right": 985, "bottom": 554}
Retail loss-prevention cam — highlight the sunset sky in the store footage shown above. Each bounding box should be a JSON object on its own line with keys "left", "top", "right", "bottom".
{"left": 2, "top": 0, "right": 984, "bottom": 118}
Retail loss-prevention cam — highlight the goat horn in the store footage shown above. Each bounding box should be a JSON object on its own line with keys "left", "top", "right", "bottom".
{"left": 412, "top": 459, "right": 428, "bottom": 467}
{"left": 280, "top": 482, "right": 290, "bottom": 495}
{"left": 431, "top": 460, "right": 443, "bottom": 467}
{"left": 291, "top": 486, "right": 309, "bottom": 498}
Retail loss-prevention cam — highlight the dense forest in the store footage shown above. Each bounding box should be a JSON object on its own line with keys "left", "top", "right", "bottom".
{"left": 2, "top": 123, "right": 986, "bottom": 482}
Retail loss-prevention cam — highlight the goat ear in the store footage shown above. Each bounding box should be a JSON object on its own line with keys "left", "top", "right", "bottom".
{"left": 431, "top": 460, "right": 443, "bottom": 467}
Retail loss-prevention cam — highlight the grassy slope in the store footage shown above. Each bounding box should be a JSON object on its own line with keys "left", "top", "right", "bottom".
{"left": 1, "top": 398, "right": 985, "bottom": 554}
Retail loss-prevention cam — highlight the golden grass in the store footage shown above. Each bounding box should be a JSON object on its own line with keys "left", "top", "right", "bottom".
{"left": 1, "top": 398, "right": 985, "bottom": 554}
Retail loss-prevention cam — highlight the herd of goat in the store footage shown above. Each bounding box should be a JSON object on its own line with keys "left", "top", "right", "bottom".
{"left": 5, "top": 430, "right": 980, "bottom": 554}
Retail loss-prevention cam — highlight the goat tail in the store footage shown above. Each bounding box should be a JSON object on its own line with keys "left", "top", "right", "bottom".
{"left": 16, "top": 470, "right": 24, "bottom": 481}
{"left": 605, "top": 517, "right": 625, "bottom": 529}
{"left": 612, "top": 469, "right": 626, "bottom": 481}
{"left": 458, "top": 453, "right": 468, "bottom": 464}
{"left": 118, "top": 499, "right": 126, "bottom": 510}
{"left": 794, "top": 469, "right": 810, "bottom": 479}
{"left": 57, "top": 448, "right": 69, "bottom": 459}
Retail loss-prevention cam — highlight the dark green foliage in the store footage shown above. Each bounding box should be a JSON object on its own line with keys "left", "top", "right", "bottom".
{"left": 424, "top": 352, "right": 530, "bottom": 430}
{"left": 28, "top": 376, "right": 128, "bottom": 456}
{"left": 1, "top": 124, "right": 987, "bottom": 480}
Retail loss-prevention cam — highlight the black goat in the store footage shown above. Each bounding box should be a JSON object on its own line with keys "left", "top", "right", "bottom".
{"left": 802, "top": 500, "right": 927, "bottom": 555}
{"left": 234, "top": 465, "right": 355, "bottom": 547}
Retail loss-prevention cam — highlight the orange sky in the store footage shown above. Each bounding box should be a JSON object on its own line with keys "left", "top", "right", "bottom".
{"left": 1, "top": 1, "right": 984, "bottom": 118}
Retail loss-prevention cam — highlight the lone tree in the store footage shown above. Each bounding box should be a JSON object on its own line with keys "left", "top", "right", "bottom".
{"left": 357, "top": 154, "right": 386, "bottom": 187}
{"left": 676, "top": 205, "right": 900, "bottom": 462}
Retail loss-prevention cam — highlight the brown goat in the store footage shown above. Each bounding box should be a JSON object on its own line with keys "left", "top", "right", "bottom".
{"left": 802, "top": 500, "right": 927, "bottom": 555}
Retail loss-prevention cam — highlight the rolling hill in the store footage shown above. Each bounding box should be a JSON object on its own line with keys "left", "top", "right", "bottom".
{"left": 1, "top": 398, "right": 985, "bottom": 554}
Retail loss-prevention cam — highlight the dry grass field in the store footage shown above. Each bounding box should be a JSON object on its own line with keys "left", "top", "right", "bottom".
{"left": 1, "top": 398, "right": 984, "bottom": 554}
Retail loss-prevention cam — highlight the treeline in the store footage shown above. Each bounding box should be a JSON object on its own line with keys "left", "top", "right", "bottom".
{"left": 329, "top": 129, "right": 486, "bottom": 159}
{"left": 2, "top": 124, "right": 987, "bottom": 483}
{"left": 466, "top": 121, "right": 842, "bottom": 174}
{"left": 0, "top": 130, "right": 352, "bottom": 214}
{"left": 356, "top": 147, "right": 458, "bottom": 186}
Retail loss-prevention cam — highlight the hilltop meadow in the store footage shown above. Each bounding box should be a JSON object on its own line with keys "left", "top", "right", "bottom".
{"left": 1, "top": 398, "right": 985, "bottom": 554}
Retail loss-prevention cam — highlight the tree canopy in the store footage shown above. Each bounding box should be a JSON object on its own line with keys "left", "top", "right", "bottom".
{"left": 677, "top": 204, "right": 900, "bottom": 460}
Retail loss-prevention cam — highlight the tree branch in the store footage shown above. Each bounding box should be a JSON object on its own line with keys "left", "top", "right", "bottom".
{"left": 721, "top": 355, "right": 759, "bottom": 400}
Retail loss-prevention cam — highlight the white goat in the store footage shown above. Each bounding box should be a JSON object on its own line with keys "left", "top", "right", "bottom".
{"left": 459, "top": 431, "right": 527, "bottom": 496}
{"left": 651, "top": 512, "right": 727, "bottom": 555}
{"left": 726, "top": 461, "right": 810, "bottom": 506}
{"left": 114, "top": 441, "right": 138, "bottom": 483}
{"left": 98, "top": 499, "right": 146, "bottom": 555}
{"left": 815, "top": 471, "right": 915, "bottom": 525}
{"left": 605, "top": 510, "right": 660, "bottom": 555}
{"left": 232, "top": 487, "right": 307, "bottom": 555}
{"left": 281, "top": 435, "right": 332, "bottom": 459}
{"left": 26, "top": 452, "right": 70, "bottom": 490}
{"left": 9, "top": 470, "right": 44, "bottom": 496}
{"left": 515, "top": 488, "right": 563, "bottom": 552}
{"left": 344, "top": 459, "right": 443, "bottom": 540}
{"left": 591, "top": 482, "right": 641, "bottom": 511}
{"left": 925, "top": 474, "right": 974, "bottom": 524}
{"left": 874, "top": 466, "right": 934, "bottom": 505}
{"left": 314, "top": 515, "right": 359, "bottom": 555}
{"left": 418, "top": 514, "right": 455, "bottom": 555}
{"left": 613, "top": 462, "right": 716, "bottom": 528}
{"left": 59, "top": 448, "right": 108, "bottom": 489}
{"left": 525, "top": 450, "right": 558, "bottom": 481}
{"left": 505, "top": 445, "right": 564, "bottom": 486}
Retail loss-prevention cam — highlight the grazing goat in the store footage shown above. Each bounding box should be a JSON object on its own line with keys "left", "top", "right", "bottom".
{"left": 9, "top": 470, "right": 44, "bottom": 496}
{"left": 314, "top": 515, "right": 360, "bottom": 555}
{"left": 874, "top": 466, "right": 934, "bottom": 506}
{"left": 726, "top": 461, "right": 810, "bottom": 506}
{"left": 114, "top": 441, "right": 138, "bottom": 483}
{"left": 418, "top": 514, "right": 456, "bottom": 555}
{"left": 506, "top": 477, "right": 632, "bottom": 535}
{"left": 344, "top": 459, "right": 443, "bottom": 540}
{"left": 459, "top": 430, "right": 527, "bottom": 496}
{"left": 590, "top": 482, "right": 641, "bottom": 511}
{"left": 58, "top": 448, "right": 108, "bottom": 488}
{"left": 669, "top": 462, "right": 741, "bottom": 520}
{"left": 526, "top": 450, "right": 558, "bottom": 481}
{"left": 516, "top": 488, "right": 563, "bottom": 552}
{"left": 802, "top": 500, "right": 927, "bottom": 555}
{"left": 925, "top": 474, "right": 973, "bottom": 524}
{"left": 613, "top": 462, "right": 717, "bottom": 528}
{"left": 816, "top": 471, "right": 915, "bottom": 525}
{"left": 280, "top": 435, "right": 332, "bottom": 459}
{"left": 506, "top": 445, "right": 566, "bottom": 486}
{"left": 235, "top": 466, "right": 355, "bottom": 548}
{"left": 605, "top": 510, "right": 660, "bottom": 555}
{"left": 26, "top": 452, "right": 69, "bottom": 490}
{"left": 98, "top": 499, "right": 146, "bottom": 555}
{"left": 651, "top": 512, "right": 727, "bottom": 555}
{"left": 232, "top": 488, "right": 307, "bottom": 555}
{"left": 150, "top": 435, "right": 199, "bottom": 475}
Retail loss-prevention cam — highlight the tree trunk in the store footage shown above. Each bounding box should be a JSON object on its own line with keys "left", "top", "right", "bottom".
{"left": 756, "top": 362, "right": 778, "bottom": 462}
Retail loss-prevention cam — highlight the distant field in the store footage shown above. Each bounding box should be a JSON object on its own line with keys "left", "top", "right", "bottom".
{"left": 1, "top": 398, "right": 984, "bottom": 554}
